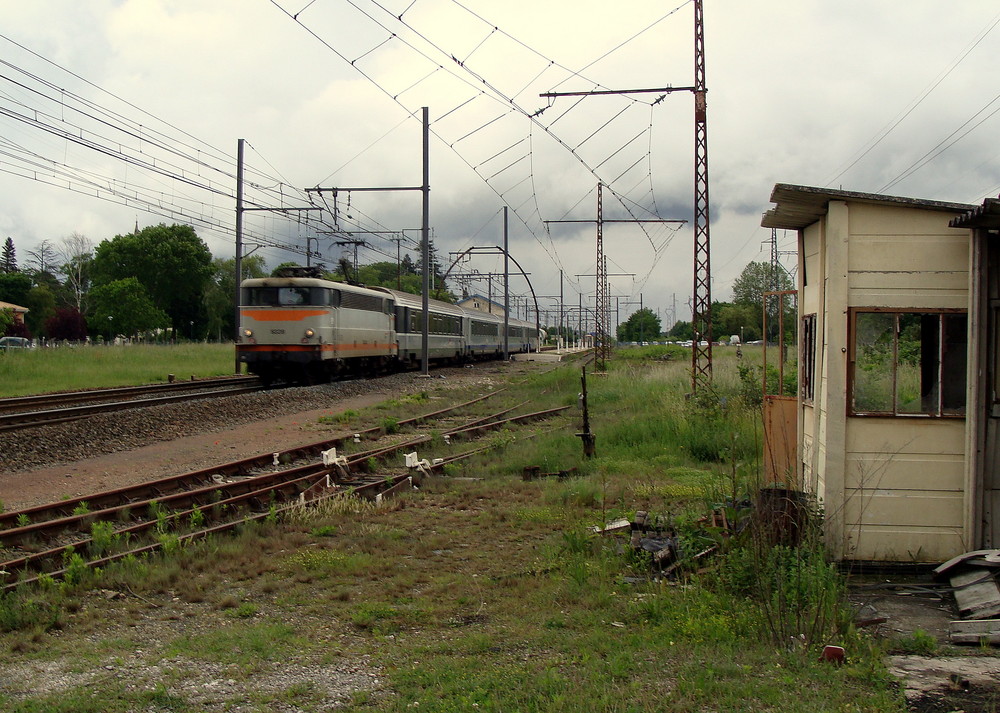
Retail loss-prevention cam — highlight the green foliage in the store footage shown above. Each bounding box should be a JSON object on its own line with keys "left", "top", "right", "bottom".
{"left": 891, "top": 629, "right": 938, "bottom": 655}
{"left": 23, "top": 284, "right": 56, "bottom": 338}
{"left": 0, "top": 592, "right": 59, "bottom": 633}
{"left": 381, "top": 416, "right": 400, "bottom": 434}
{"left": 87, "top": 277, "right": 170, "bottom": 338}
{"left": 203, "top": 255, "right": 268, "bottom": 341}
{"left": 318, "top": 409, "right": 358, "bottom": 425}
{"left": 62, "top": 550, "right": 90, "bottom": 587}
{"left": 188, "top": 506, "right": 205, "bottom": 529}
{"left": 0, "top": 308, "right": 13, "bottom": 336}
{"left": 1, "top": 236, "right": 17, "bottom": 273}
{"left": 668, "top": 319, "right": 693, "bottom": 340}
{"left": 157, "top": 532, "right": 182, "bottom": 555}
{"left": 71, "top": 501, "right": 90, "bottom": 516}
{"left": 227, "top": 602, "right": 259, "bottom": 619}
{"left": 0, "top": 271, "right": 31, "bottom": 306}
{"left": 91, "top": 223, "right": 213, "bottom": 334}
{"left": 88, "top": 520, "right": 120, "bottom": 557}
{"left": 718, "top": 544, "right": 849, "bottom": 645}
{"left": 617, "top": 307, "right": 661, "bottom": 342}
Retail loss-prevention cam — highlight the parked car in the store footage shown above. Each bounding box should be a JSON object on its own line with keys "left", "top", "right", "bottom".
{"left": 0, "top": 336, "right": 31, "bottom": 351}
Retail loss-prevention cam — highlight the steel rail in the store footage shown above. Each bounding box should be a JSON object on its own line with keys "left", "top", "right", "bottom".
{"left": 0, "top": 390, "right": 504, "bottom": 531}
{"left": 0, "top": 401, "right": 572, "bottom": 589}
{"left": 0, "top": 376, "right": 261, "bottom": 413}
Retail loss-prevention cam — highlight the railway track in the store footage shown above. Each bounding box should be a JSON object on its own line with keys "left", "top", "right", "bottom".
{"left": 0, "top": 390, "right": 571, "bottom": 590}
{"left": 0, "top": 376, "right": 264, "bottom": 432}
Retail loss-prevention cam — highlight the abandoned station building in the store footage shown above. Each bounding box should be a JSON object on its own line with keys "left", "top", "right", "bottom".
{"left": 762, "top": 184, "right": 1000, "bottom": 563}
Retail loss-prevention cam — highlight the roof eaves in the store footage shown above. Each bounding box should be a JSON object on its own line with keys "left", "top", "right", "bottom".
{"left": 950, "top": 197, "right": 1000, "bottom": 229}
{"left": 761, "top": 183, "right": 975, "bottom": 230}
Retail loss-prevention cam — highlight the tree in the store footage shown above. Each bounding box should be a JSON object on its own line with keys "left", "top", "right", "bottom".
{"left": 25, "top": 239, "right": 59, "bottom": 279}
{"left": 59, "top": 233, "right": 94, "bottom": 312}
{"left": 0, "top": 308, "right": 13, "bottom": 335}
{"left": 46, "top": 307, "right": 88, "bottom": 341}
{"left": 668, "top": 320, "right": 693, "bottom": 340}
{"left": 271, "top": 261, "right": 301, "bottom": 276}
{"left": 731, "top": 260, "right": 794, "bottom": 341}
{"left": 1, "top": 237, "right": 16, "bottom": 273}
{"left": 713, "top": 302, "right": 761, "bottom": 342}
{"left": 87, "top": 278, "right": 169, "bottom": 338}
{"left": 732, "top": 261, "right": 793, "bottom": 305}
{"left": 204, "top": 255, "right": 267, "bottom": 341}
{"left": 617, "top": 308, "right": 661, "bottom": 343}
{"left": 0, "top": 272, "right": 31, "bottom": 306}
{"left": 24, "top": 285, "right": 56, "bottom": 337}
{"left": 91, "top": 224, "right": 213, "bottom": 333}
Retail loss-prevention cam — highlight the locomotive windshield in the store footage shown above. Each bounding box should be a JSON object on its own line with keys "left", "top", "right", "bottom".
{"left": 243, "top": 286, "right": 336, "bottom": 306}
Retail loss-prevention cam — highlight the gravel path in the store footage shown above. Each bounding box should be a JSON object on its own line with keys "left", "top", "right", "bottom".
{"left": 0, "top": 372, "right": 438, "bottom": 474}
{"left": 0, "top": 366, "right": 510, "bottom": 510}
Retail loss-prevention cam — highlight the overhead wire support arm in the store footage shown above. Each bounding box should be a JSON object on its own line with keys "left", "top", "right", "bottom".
{"left": 539, "top": 85, "right": 695, "bottom": 99}
{"left": 537, "top": 0, "right": 713, "bottom": 389}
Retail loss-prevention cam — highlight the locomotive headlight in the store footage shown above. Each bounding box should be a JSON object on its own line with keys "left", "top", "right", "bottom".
{"left": 242, "top": 328, "right": 253, "bottom": 338}
{"left": 304, "top": 328, "right": 315, "bottom": 338}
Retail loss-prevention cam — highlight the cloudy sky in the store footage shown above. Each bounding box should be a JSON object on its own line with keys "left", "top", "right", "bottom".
{"left": 2, "top": 1, "right": 999, "bottom": 329}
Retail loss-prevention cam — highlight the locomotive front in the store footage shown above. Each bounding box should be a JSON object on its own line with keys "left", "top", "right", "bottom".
{"left": 237, "top": 275, "right": 334, "bottom": 384}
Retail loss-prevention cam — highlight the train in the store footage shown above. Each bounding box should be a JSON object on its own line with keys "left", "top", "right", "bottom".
{"left": 237, "top": 266, "right": 541, "bottom": 384}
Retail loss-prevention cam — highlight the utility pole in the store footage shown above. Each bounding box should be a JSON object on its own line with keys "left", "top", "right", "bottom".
{"left": 559, "top": 269, "right": 564, "bottom": 351}
{"left": 421, "top": 107, "right": 430, "bottom": 375}
{"left": 691, "top": 0, "right": 712, "bottom": 388}
{"left": 235, "top": 138, "right": 320, "bottom": 374}
{"left": 305, "top": 108, "right": 431, "bottom": 375}
{"left": 549, "top": 184, "right": 681, "bottom": 371}
{"left": 540, "top": 0, "right": 711, "bottom": 388}
{"left": 235, "top": 138, "right": 244, "bottom": 375}
{"left": 503, "top": 206, "right": 509, "bottom": 360}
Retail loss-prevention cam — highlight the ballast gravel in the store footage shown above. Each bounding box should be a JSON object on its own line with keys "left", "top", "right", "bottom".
{"left": 0, "top": 371, "right": 464, "bottom": 474}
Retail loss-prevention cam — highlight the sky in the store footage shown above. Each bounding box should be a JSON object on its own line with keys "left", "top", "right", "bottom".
{"left": 2, "top": 0, "right": 999, "bottom": 330}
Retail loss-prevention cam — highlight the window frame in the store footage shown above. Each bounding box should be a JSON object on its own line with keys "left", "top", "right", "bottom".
{"left": 800, "top": 313, "right": 817, "bottom": 404}
{"left": 847, "top": 307, "right": 967, "bottom": 418}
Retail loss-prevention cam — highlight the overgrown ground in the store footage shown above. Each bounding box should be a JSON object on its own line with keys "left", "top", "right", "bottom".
{"left": 0, "top": 347, "right": 913, "bottom": 711}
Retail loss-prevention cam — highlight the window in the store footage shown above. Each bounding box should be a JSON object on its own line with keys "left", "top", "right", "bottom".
{"left": 340, "top": 291, "right": 384, "bottom": 312}
{"left": 849, "top": 309, "right": 966, "bottom": 417}
{"left": 242, "top": 286, "right": 335, "bottom": 306}
{"left": 801, "top": 314, "right": 817, "bottom": 403}
{"left": 471, "top": 320, "right": 498, "bottom": 337}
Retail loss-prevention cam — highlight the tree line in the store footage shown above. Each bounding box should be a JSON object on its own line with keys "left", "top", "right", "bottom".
{"left": 603, "top": 261, "right": 794, "bottom": 344}
{"left": 0, "top": 225, "right": 260, "bottom": 342}
{"left": 0, "top": 226, "right": 454, "bottom": 343}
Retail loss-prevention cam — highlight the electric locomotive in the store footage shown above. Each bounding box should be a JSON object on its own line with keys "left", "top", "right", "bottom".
{"left": 237, "top": 266, "right": 540, "bottom": 383}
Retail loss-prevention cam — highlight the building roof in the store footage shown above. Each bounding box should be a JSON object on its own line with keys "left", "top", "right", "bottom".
{"left": 0, "top": 301, "right": 28, "bottom": 313}
{"left": 949, "top": 197, "right": 1000, "bottom": 230}
{"left": 458, "top": 294, "right": 505, "bottom": 310}
{"left": 761, "top": 183, "right": 975, "bottom": 230}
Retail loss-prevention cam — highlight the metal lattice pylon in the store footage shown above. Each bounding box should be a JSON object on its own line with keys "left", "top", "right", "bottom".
{"left": 690, "top": 0, "right": 713, "bottom": 389}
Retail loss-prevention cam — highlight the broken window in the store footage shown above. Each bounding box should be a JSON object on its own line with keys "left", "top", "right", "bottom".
{"left": 849, "top": 309, "right": 966, "bottom": 417}
{"left": 801, "top": 314, "right": 817, "bottom": 403}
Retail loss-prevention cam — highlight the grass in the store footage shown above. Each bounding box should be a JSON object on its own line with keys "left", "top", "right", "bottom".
{"left": 0, "top": 349, "right": 911, "bottom": 711}
{"left": 0, "top": 343, "right": 238, "bottom": 397}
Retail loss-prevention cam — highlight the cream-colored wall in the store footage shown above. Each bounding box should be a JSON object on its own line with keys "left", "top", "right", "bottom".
{"left": 802, "top": 200, "right": 971, "bottom": 562}
{"left": 846, "top": 203, "right": 969, "bottom": 310}
{"left": 841, "top": 419, "right": 967, "bottom": 561}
